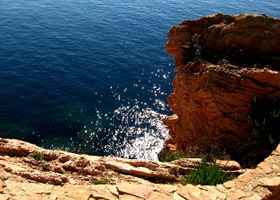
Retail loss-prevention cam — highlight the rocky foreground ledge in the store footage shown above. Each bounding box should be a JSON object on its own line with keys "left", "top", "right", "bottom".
{"left": 0, "top": 138, "right": 279, "bottom": 199}
{"left": 1, "top": 13, "right": 280, "bottom": 200}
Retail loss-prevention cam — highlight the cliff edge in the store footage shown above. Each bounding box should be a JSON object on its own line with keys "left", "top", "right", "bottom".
{"left": 0, "top": 14, "right": 280, "bottom": 200}
{"left": 164, "top": 14, "right": 280, "bottom": 164}
{"left": 0, "top": 138, "right": 279, "bottom": 199}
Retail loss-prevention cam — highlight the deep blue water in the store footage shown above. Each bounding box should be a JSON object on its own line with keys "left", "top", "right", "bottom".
{"left": 0, "top": 0, "right": 279, "bottom": 160}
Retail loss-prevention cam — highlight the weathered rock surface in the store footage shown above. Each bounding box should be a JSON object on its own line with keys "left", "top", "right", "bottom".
{"left": 165, "top": 14, "right": 280, "bottom": 69}
{"left": 164, "top": 14, "right": 280, "bottom": 159}
{"left": 0, "top": 138, "right": 279, "bottom": 199}
{"left": 0, "top": 13, "right": 280, "bottom": 200}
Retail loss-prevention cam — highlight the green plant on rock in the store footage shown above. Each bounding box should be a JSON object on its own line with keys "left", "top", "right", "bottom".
{"left": 159, "top": 151, "right": 186, "bottom": 162}
{"left": 248, "top": 96, "right": 280, "bottom": 145}
{"left": 182, "top": 159, "right": 228, "bottom": 186}
{"left": 32, "top": 151, "right": 43, "bottom": 161}
{"left": 92, "top": 177, "right": 111, "bottom": 185}
{"left": 32, "top": 151, "right": 52, "bottom": 171}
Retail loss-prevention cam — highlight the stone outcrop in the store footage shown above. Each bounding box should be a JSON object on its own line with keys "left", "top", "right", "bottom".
{"left": 163, "top": 14, "right": 280, "bottom": 160}
{"left": 0, "top": 138, "right": 280, "bottom": 199}
{"left": 0, "top": 13, "right": 280, "bottom": 200}
{"left": 0, "top": 138, "right": 242, "bottom": 184}
{"left": 165, "top": 14, "right": 280, "bottom": 70}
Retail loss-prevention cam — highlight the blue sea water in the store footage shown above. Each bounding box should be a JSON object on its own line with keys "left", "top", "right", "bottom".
{"left": 0, "top": 0, "right": 279, "bottom": 160}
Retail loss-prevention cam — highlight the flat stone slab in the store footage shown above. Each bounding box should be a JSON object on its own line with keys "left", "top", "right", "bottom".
{"left": 0, "top": 138, "right": 279, "bottom": 200}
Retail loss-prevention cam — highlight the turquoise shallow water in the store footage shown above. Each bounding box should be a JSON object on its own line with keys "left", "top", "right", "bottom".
{"left": 0, "top": 0, "right": 279, "bottom": 160}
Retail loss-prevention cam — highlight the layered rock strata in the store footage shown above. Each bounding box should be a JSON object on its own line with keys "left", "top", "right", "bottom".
{"left": 0, "top": 13, "right": 280, "bottom": 200}
{"left": 0, "top": 138, "right": 280, "bottom": 199}
{"left": 164, "top": 14, "right": 280, "bottom": 158}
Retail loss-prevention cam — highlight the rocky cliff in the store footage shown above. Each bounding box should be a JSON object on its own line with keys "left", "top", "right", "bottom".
{"left": 163, "top": 14, "right": 280, "bottom": 163}
{"left": 0, "top": 138, "right": 279, "bottom": 199}
{"left": 0, "top": 14, "right": 280, "bottom": 200}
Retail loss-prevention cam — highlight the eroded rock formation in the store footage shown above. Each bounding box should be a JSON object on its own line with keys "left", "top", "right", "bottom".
{"left": 0, "top": 13, "right": 280, "bottom": 200}
{"left": 0, "top": 138, "right": 242, "bottom": 199}
{"left": 0, "top": 138, "right": 279, "bottom": 199}
{"left": 164, "top": 14, "right": 280, "bottom": 161}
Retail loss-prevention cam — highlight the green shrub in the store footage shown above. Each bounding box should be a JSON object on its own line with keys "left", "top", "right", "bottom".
{"left": 32, "top": 151, "right": 52, "bottom": 171}
{"left": 92, "top": 177, "right": 111, "bottom": 185}
{"left": 32, "top": 151, "right": 43, "bottom": 161}
{"left": 159, "top": 151, "right": 186, "bottom": 162}
{"left": 248, "top": 97, "right": 280, "bottom": 145}
{"left": 182, "top": 159, "right": 228, "bottom": 186}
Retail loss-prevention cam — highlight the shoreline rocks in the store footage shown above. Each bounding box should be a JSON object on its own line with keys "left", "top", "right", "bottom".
{"left": 163, "top": 14, "right": 280, "bottom": 164}
{"left": 0, "top": 13, "right": 279, "bottom": 200}
{"left": 0, "top": 138, "right": 279, "bottom": 199}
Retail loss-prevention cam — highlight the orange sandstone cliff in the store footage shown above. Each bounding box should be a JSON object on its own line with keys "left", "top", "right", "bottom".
{"left": 0, "top": 14, "right": 279, "bottom": 200}
{"left": 163, "top": 14, "right": 280, "bottom": 161}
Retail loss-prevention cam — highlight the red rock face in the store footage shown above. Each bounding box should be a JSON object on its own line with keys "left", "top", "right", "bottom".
{"left": 166, "top": 14, "right": 280, "bottom": 70}
{"left": 164, "top": 14, "right": 280, "bottom": 157}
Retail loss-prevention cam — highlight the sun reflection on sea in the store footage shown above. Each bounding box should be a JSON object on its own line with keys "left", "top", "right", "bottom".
{"left": 109, "top": 104, "right": 168, "bottom": 160}
{"left": 32, "top": 67, "right": 174, "bottom": 161}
